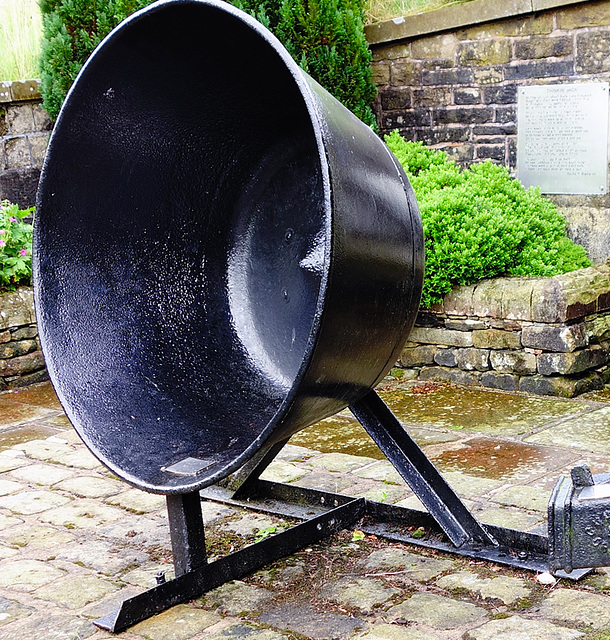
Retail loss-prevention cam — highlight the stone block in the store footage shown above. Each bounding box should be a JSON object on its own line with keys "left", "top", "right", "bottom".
{"left": 473, "top": 123, "right": 516, "bottom": 136}
{"left": 458, "top": 39, "right": 511, "bottom": 66}
{"left": 371, "top": 63, "right": 390, "bottom": 86}
{"left": 0, "top": 289, "right": 34, "bottom": 329}
{"left": 5, "top": 137, "right": 30, "bottom": 169}
{"left": 422, "top": 68, "right": 473, "bottom": 86}
{"left": 537, "top": 345, "right": 608, "bottom": 376}
{"left": 521, "top": 323, "right": 587, "bottom": 352}
{"left": 399, "top": 344, "right": 437, "bottom": 366}
{"left": 473, "top": 68, "right": 503, "bottom": 85}
{"left": 6, "top": 104, "right": 34, "bottom": 135}
{"left": 537, "top": 587, "right": 610, "bottom": 629}
{"left": 438, "top": 285, "right": 475, "bottom": 315}
{"left": 0, "top": 350, "right": 45, "bottom": 377}
{"left": 373, "top": 43, "right": 410, "bottom": 62}
{"left": 419, "top": 365, "right": 480, "bottom": 386}
{"left": 495, "top": 105, "right": 516, "bottom": 123}
{"left": 490, "top": 350, "right": 537, "bottom": 374}
{"left": 503, "top": 59, "right": 573, "bottom": 80}
{"left": 320, "top": 576, "right": 400, "bottom": 614}
{"left": 28, "top": 133, "right": 49, "bottom": 165}
{"left": 530, "top": 277, "right": 565, "bottom": 323}
{"left": 390, "top": 60, "right": 421, "bottom": 86}
{"left": 479, "top": 371, "right": 518, "bottom": 391}
{"left": 434, "top": 106, "right": 493, "bottom": 125}
{"left": 0, "top": 82, "right": 11, "bottom": 102}
{"left": 412, "top": 86, "right": 452, "bottom": 107}
{"left": 518, "top": 372, "right": 603, "bottom": 397}
{"left": 32, "top": 104, "right": 52, "bottom": 132}
{"left": 472, "top": 328, "right": 520, "bottom": 349}
{"left": 488, "top": 318, "right": 523, "bottom": 330}
{"left": 456, "top": 13, "right": 552, "bottom": 39}
{"left": 454, "top": 88, "right": 481, "bottom": 105}
{"left": 576, "top": 31, "right": 610, "bottom": 74}
{"left": 586, "top": 314, "right": 610, "bottom": 342}
{"left": 557, "top": 1, "right": 610, "bottom": 29}
{"left": 472, "top": 279, "right": 503, "bottom": 318}
{"left": 380, "top": 88, "right": 410, "bottom": 110}
{"left": 482, "top": 84, "right": 517, "bottom": 104}
{"left": 0, "top": 339, "right": 37, "bottom": 359}
{"left": 382, "top": 109, "right": 431, "bottom": 129}
{"left": 445, "top": 318, "right": 487, "bottom": 331}
{"left": 416, "top": 310, "right": 443, "bottom": 327}
{"left": 10, "top": 325, "right": 37, "bottom": 340}
{"left": 409, "top": 326, "right": 474, "bottom": 347}
{"left": 444, "top": 143, "right": 475, "bottom": 164}
{"left": 411, "top": 33, "right": 458, "bottom": 59}
{"left": 416, "top": 126, "right": 471, "bottom": 145}
{"left": 514, "top": 35, "right": 572, "bottom": 60}
{"left": 385, "top": 592, "right": 487, "bottom": 629}
{"left": 0, "top": 166, "right": 40, "bottom": 208}
{"left": 6, "top": 367, "right": 47, "bottom": 390}
{"left": 455, "top": 347, "right": 490, "bottom": 371}
{"left": 434, "top": 348, "right": 457, "bottom": 367}
{"left": 476, "top": 144, "right": 505, "bottom": 161}
{"left": 436, "top": 571, "right": 530, "bottom": 605}
{"left": 10, "top": 80, "right": 41, "bottom": 101}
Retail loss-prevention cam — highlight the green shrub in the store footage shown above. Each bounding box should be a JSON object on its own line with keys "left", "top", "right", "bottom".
{"left": 234, "top": 0, "right": 377, "bottom": 127}
{"left": 385, "top": 131, "right": 591, "bottom": 308}
{"left": 39, "top": 0, "right": 155, "bottom": 120}
{"left": 0, "top": 201, "right": 34, "bottom": 291}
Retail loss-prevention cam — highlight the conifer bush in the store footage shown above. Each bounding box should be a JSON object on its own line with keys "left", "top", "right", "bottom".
{"left": 385, "top": 131, "right": 591, "bottom": 308}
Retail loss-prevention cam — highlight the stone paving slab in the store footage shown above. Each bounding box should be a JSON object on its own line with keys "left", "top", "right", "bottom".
{"left": 0, "top": 381, "right": 610, "bottom": 640}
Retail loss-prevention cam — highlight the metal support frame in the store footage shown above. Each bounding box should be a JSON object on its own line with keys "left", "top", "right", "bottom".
{"left": 95, "top": 389, "right": 591, "bottom": 633}
{"left": 96, "top": 495, "right": 366, "bottom": 632}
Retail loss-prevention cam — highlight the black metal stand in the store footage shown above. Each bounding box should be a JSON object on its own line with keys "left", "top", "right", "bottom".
{"left": 95, "top": 390, "right": 589, "bottom": 633}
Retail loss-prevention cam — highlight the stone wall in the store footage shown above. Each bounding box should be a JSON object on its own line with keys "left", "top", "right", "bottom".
{"left": 366, "top": 0, "right": 610, "bottom": 263}
{"left": 0, "top": 80, "right": 51, "bottom": 208}
{"left": 399, "top": 264, "right": 610, "bottom": 397}
{"left": 0, "top": 287, "right": 47, "bottom": 390}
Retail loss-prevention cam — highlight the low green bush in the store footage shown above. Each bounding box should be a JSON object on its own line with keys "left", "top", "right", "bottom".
{"left": 385, "top": 131, "right": 591, "bottom": 308}
{"left": 0, "top": 201, "right": 34, "bottom": 291}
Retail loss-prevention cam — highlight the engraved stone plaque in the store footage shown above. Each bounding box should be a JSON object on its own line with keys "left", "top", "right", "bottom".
{"left": 517, "top": 83, "right": 609, "bottom": 195}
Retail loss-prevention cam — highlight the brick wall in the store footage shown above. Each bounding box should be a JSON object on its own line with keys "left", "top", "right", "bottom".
{"left": 367, "top": 0, "right": 610, "bottom": 263}
{"left": 0, "top": 80, "right": 51, "bottom": 208}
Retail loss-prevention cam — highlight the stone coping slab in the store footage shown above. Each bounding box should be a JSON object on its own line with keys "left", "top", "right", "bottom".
{"left": 365, "top": 0, "right": 590, "bottom": 46}
{"left": 432, "top": 264, "right": 610, "bottom": 323}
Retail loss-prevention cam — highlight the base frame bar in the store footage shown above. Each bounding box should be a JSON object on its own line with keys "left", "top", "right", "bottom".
{"left": 95, "top": 496, "right": 366, "bottom": 633}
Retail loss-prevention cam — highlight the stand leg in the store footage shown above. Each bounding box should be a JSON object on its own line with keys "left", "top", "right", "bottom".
{"left": 350, "top": 389, "right": 496, "bottom": 548}
{"left": 167, "top": 492, "right": 207, "bottom": 576}
{"left": 227, "top": 438, "right": 291, "bottom": 498}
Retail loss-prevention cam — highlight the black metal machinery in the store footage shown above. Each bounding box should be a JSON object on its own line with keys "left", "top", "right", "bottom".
{"left": 33, "top": 0, "right": 610, "bottom": 633}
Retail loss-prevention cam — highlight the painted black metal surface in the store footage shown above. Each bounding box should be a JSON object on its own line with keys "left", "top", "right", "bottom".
{"left": 34, "top": 0, "right": 424, "bottom": 494}
{"left": 166, "top": 493, "right": 207, "bottom": 577}
{"left": 350, "top": 390, "right": 496, "bottom": 548}
{"left": 200, "top": 480, "right": 591, "bottom": 580}
{"left": 549, "top": 464, "right": 610, "bottom": 573}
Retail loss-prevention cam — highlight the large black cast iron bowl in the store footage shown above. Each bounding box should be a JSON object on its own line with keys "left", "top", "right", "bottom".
{"left": 34, "top": 0, "right": 424, "bottom": 494}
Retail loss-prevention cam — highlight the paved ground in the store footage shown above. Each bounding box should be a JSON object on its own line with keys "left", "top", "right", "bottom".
{"left": 1, "top": 380, "right": 610, "bottom": 639}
